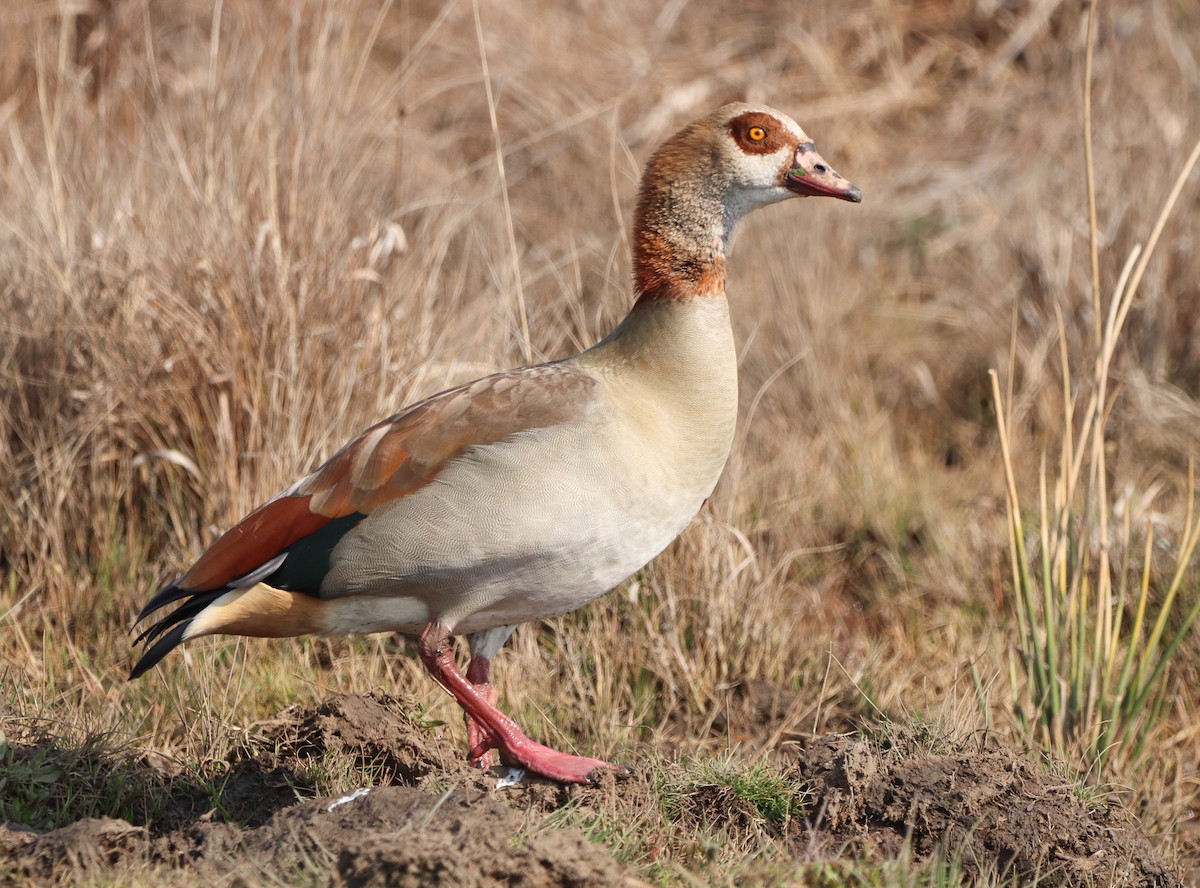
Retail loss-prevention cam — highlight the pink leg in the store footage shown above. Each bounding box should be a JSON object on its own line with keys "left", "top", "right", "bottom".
{"left": 418, "top": 622, "right": 625, "bottom": 784}
{"left": 464, "top": 653, "right": 498, "bottom": 770}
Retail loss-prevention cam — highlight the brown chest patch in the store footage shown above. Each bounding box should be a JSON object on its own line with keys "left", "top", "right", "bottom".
{"left": 633, "top": 229, "right": 728, "bottom": 302}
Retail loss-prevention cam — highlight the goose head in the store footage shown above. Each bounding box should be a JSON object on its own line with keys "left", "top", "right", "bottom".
{"left": 633, "top": 102, "right": 861, "bottom": 299}
{"left": 715, "top": 102, "right": 861, "bottom": 213}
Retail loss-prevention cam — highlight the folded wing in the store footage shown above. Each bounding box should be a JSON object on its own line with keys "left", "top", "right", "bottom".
{"left": 130, "top": 362, "right": 597, "bottom": 677}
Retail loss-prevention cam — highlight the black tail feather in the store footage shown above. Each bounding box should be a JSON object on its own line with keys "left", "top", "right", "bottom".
{"left": 132, "top": 595, "right": 211, "bottom": 648}
{"left": 129, "top": 621, "right": 193, "bottom": 679}
{"left": 132, "top": 579, "right": 193, "bottom": 625}
{"left": 128, "top": 583, "right": 230, "bottom": 680}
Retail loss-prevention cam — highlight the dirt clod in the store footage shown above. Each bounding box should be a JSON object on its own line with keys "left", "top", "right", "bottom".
{"left": 788, "top": 732, "right": 1179, "bottom": 887}
{"left": 17, "top": 818, "right": 148, "bottom": 881}
{"left": 255, "top": 691, "right": 466, "bottom": 785}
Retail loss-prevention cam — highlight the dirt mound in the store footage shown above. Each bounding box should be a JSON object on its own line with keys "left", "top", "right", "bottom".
{"left": 4, "top": 693, "right": 644, "bottom": 887}
{"left": 787, "top": 732, "right": 1178, "bottom": 887}
{"left": 4, "top": 817, "right": 146, "bottom": 875}
{"left": 11, "top": 788, "right": 644, "bottom": 887}
{"left": 249, "top": 787, "right": 643, "bottom": 888}
{"left": 150, "top": 691, "right": 472, "bottom": 830}
{"left": 251, "top": 690, "right": 469, "bottom": 785}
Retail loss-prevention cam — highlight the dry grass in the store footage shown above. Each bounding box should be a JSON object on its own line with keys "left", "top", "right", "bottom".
{"left": 1, "top": 0, "right": 1198, "bottom": 882}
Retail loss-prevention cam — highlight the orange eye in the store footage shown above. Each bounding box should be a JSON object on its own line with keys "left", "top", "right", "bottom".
{"left": 748, "top": 126, "right": 767, "bottom": 142}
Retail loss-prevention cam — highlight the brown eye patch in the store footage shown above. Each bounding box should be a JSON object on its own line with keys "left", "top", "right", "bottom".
{"left": 728, "top": 111, "right": 791, "bottom": 155}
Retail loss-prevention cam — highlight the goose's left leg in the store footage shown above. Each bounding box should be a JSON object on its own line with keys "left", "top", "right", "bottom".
{"left": 463, "top": 625, "right": 515, "bottom": 769}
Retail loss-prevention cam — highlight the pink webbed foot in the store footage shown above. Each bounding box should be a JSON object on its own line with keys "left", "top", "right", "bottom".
{"left": 491, "top": 730, "right": 622, "bottom": 784}
{"left": 419, "top": 622, "right": 627, "bottom": 784}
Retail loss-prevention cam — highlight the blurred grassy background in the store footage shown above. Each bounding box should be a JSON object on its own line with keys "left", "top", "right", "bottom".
{"left": 0, "top": 0, "right": 1197, "bottom": 879}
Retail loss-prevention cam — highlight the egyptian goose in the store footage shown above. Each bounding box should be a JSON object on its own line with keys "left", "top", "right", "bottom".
{"left": 131, "top": 103, "right": 860, "bottom": 783}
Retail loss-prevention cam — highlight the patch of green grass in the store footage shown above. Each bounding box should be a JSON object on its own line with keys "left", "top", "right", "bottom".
{"left": 0, "top": 730, "right": 170, "bottom": 830}
{"left": 659, "top": 752, "right": 810, "bottom": 827}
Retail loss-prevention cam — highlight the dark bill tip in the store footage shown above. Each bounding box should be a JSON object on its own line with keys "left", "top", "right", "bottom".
{"left": 785, "top": 167, "right": 863, "bottom": 203}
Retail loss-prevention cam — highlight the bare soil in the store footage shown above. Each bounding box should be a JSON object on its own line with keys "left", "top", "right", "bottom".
{"left": 0, "top": 692, "right": 1180, "bottom": 886}
{"left": 6, "top": 789, "right": 645, "bottom": 888}
{"left": 784, "top": 732, "right": 1179, "bottom": 887}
